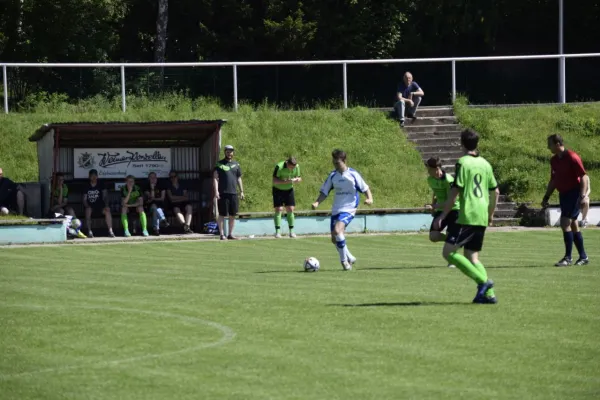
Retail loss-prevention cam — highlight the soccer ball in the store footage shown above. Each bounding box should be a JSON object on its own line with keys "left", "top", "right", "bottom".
{"left": 70, "top": 218, "right": 82, "bottom": 230}
{"left": 304, "top": 257, "right": 320, "bottom": 272}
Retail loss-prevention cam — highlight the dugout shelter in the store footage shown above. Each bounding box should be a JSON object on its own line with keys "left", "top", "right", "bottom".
{"left": 28, "top": 119, "right": 226, "bottom": 233}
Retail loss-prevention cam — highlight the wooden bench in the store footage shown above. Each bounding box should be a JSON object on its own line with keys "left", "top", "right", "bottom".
{"left": 55, "top": 177, "right": 214, "bottom": 234}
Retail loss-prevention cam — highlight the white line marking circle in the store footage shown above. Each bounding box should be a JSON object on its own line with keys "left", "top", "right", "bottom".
{"left": 0, "top": 304, "right": 236, "bottom": 379}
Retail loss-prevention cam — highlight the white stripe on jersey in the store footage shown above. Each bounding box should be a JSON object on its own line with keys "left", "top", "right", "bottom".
{"left": 319, "top": 168, "right": 369, "bottom": 216}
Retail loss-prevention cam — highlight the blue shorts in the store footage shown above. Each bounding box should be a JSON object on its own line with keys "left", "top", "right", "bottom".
{"left": 559, "top": 188, "right": 581, "bottom": 220}
{"left": 330, "top": 212, "right": 354, "bottom": 231}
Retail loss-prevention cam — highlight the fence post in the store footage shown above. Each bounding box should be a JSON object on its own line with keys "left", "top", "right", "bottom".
{"left": 233, "top": 64, "right": 238, "bottom": 111}
{"left": 120, "top": 65, "right": 126, "bottom": 112}
{"left": 451, "top": 60, "right": 456, "bottom": 103}
{"left": 342, "top": 62, "right": 348, "bottom": 109}
{"left": 559, "top": 57, "right": 566, "bottom": 104}
{"left": 2, "top": 65, "right": 8, "bottom": 114}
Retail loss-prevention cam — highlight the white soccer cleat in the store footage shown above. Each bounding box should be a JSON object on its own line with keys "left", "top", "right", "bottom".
{"left": 447, "top": 264, "right": 456, "bottom": 268}
{"left": 289, "top": 232, "right": 297, "bottom": 238}
{"left": 348, "top": 255, "right": 357, "bottom": 265}
{"left": 341, "top": 261, "right": 352, "bottom": 271}
{"left": 275, "top": 232, "right": 282, "bottom": 238}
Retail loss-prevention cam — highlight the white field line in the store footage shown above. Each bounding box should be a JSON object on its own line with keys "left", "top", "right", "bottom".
{"left": 0, "top": 304, "right": 236, "bottom": 380}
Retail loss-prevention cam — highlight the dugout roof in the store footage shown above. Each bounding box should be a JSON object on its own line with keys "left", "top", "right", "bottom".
{"left": 29, "top": 120, "right": 227, "bottom": 147}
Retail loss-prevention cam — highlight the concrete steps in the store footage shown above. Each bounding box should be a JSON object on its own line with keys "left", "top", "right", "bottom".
{"left": 417, "top": 144, "right": 464, "bottom": 153}
{"left": 376, "top": 106, "right": 454, "bottom": 118}
{"left": 405, "top": 124, "right": 461, "bottom": 134}
{"left": 404, "top": 116, "right": 458, "bottom": 126}
{"left": 400, "top": 107, "right": 521, "bottom": 226}
{"left": 411, "top": 137, "right": 462, "bottom": 146}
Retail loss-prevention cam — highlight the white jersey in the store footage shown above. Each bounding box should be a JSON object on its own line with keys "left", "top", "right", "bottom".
{"left": 319, "top": 168, "right": 369, "bottom": 216}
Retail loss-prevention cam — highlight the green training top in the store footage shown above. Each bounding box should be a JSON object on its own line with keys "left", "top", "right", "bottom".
{"left": 52, "top": 183, "right": 69, "bottom": 201}
{"left": 454, "top": 154, "right": 498, "bottom": 227}
{"left": 273, "top": 160, "right": 301, "bottom": 191}
{"left": 121, "top": 184, "right": 143, "bottom": 205}
{"left": 427, "top": 172, "right": 459, "bottom": 212}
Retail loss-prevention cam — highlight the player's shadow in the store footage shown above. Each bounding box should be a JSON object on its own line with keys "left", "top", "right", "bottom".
{"left": 359, "top": 266, "right": 439, "bottom": 271}
{"left": 331, "top": 301, "right": 469, "bottom": 307}
{"left": 255, "top": 270, "right": 338, "bottom": 274}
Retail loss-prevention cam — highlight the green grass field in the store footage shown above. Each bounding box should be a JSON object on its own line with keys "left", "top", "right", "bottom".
{"left": 1, "top": 230, "right": 599, "bottom": 399}
{"left": 455, "top": 99, "right": 600, "bottom": 203}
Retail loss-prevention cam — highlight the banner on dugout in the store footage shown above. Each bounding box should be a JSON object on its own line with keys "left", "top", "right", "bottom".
{"left": 74, "top": 148, "right": 172, "bottom": 179}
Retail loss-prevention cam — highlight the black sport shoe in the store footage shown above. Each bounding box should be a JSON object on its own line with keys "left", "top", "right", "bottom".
{"left": 554, "top": 257, "right": 572, "bottom": 267}
{"left": 183, "top": 225, "right": 193, "bottom": 234}
{"left": 473, "top": 280, "right": 495, "bottom": 304}
{"left": 574, "top": 257, "right": 589, "bottom": 266}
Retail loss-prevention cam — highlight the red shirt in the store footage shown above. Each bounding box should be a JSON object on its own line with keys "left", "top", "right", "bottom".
{"left": 550, "top": 149, "right": 586, "bottom": 193}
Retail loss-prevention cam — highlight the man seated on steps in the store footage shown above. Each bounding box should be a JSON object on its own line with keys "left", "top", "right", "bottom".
{"left": 394, "top": 71, "right": 425, "bottom": 128}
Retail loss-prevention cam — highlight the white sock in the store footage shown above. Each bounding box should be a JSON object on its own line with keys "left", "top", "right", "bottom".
{"left": 345, "top": 247, "right": 355, "bottom": 261}
{"left": 335, "top": 234, "right": 347, "bottom": 262}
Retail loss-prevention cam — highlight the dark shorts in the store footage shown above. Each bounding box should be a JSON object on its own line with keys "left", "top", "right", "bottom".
{"left": 273, "top": 188, "right": 296, "bottom": 208}
{"left": 0, "top": 191, "right": 17, "bottom": 210}
{"left": 445, "top": 224, "right": 487, "bottom": 252}
{"left": 559, "top": 188, "right": 581, "bottom": 220}
{"left": 172, "top": 202, "right": 190, "bottom": 211}
{"left": 86, "top": 201, "right": 108, "bottom": 217}
{"left": 430, "top": 210, "right": 459, "bottom": 232}
{"left": 217, "top": 194, "right": 238, "bottom": 217}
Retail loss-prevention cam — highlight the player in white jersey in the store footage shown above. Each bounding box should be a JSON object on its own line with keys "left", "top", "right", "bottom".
{"left": 312, "top": 149, "right": 373, "bottom": 271}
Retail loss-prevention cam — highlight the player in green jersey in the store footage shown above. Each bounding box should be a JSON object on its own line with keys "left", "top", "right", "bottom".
{"left": 121, "top": 175, "right": 149, "bottom": 237}
{"left": 425, "top": 157, "right": 459, "bottom": 268}
{"left": 432, "top": 129, "right": 499, "bottom": 304}
{"left": 272, "top": 157, "right": 302, "bottom": 238}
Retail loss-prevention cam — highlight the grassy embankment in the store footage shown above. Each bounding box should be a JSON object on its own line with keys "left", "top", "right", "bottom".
{"left": 454, "top": 98, "right": 600, "bottom": 203}
{"left": 0, "top": 94, "right": 428, "bottom": 213}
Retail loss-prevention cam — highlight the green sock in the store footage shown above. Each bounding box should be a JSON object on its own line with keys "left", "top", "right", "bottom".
{"left": 447, "top": 252, "right": 486, "bottom": 284}
{"left": 274, "top": 212, "right": 282, "bottom": 231}
{"left": 286, "top": 212, "right": 295, "bottom": 230}
{"left": 140, "top": 212, "right": 147, "bottom": 231}
{"left": 474, "top": 261, "right": 495, "bottom": 297}
{"left": 121, "top": 214, "right": 129, "bottom": 231}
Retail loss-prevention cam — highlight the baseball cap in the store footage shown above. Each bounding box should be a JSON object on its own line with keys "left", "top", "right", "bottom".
{"left": 224, "top": 145, "right": 235, "bottom": 151}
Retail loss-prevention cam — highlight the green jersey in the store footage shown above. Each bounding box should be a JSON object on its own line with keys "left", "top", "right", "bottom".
{"left": 454, "top": 154, "right": 498, "bottom": 226}
{"left": 52, "top": 183, "right": 69, "bottom": 201}
{"left": 427, "top": 172, "right": 459, "bottom": 212}
{"left": 273, "top": 161, "right": 301, "bottom": 191}
{"left": 121, "top": 184, "right": 143, "bottom": 205}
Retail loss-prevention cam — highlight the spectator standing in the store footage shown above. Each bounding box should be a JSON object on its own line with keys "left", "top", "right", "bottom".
{"left": 214, "top": 145, "right": 244, "bottom": 240}
{"left": 272, "top": 156, "right": 302, "bottom": 238}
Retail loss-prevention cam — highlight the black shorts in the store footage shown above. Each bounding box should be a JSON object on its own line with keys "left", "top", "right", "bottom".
{"left": 430, "top": 210, "right": 459, "bottom": 232}
{"left": 87, "top": 201, "right": 108, "bottom": 217}
{"left": 445, "top": 224, "right": 487, "bottom": 252}
{"left": 217, "top": 194, "right": 238, "bottom": 216}
{"left": 0, "top": 191, "right": 17, "bottom": 211}
{"left": 559, "top": 188, "right": 581, "bottom": 220}
{"left": 172, "top": 202, "right": 190, "bottom": 211}
{"left": 273, "top": 188, "right": 296, "bottom": 208}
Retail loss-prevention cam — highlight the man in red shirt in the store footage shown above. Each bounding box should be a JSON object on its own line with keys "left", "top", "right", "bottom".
{"left": 542, "top": 134, "right": 589, "bottom": 267}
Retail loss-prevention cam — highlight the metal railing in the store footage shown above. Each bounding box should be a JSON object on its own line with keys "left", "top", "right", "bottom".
{"left": 2, "top": 52, "right": 600, "bottom": 114}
